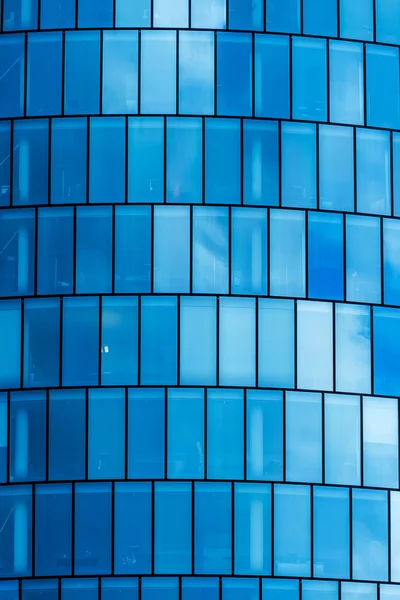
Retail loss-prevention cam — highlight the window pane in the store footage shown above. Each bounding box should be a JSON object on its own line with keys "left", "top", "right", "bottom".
{"left": 243, "top": 120, "right": 279, "bottom": 206}
{"left": 0, "top": 393, "right": 7, "bottom": 482}
{"left": 191, "top": 0, "right": 226, "bottom": 28}
{"left": 154, "top": 206, "right": 190, "bottom": 292}
{"left": 40, "top": 0, "right": 75, "bottom": 28}
{"left": 140, "top": 296, "right": 177, "bottom": 385}
{"left": 308, "top": 212, "right": 344, "bottom": 301}
{"left": 330, "top": 40, "right": 364, "bottom": 125}
{"left": 180, "top": 297, "right": 217, "bottom": 386}
{"left": 303, "top": 0, "right": 337, "bottom": 36}
{"left": 76, "top": 206, "right": 113, "bottom": 294}
{"left": 286, "top": 392, "right": 322, "bottom": 483}
{"left": 258, "top": 299, "right": 295, "bottom": 388}
{"left": 342, "top": 583, "right": 377, "bottom": 600}
{"left": 141, "top": 31, "right": 176, "bottom": 114}
{"left": 282, "top": 122, "right": 316, "bottom": 208}
{"left": 0, "top": 122, "right": 11, "bottom": 207}
{"left": 10, "top": 391, "right": 46, "bottom": 482}
{"left": 115, "top": 205, "right": 151, "bottom": 293}
{"left": 217, "top": 32, "right": 252, "bottom": 117}
{"left": 363, "top": 396, "right": 398, "bottom": 488}
{"left": 13, "top": 119, "right": 48, "bottom": 206}
{"left": 376, "top": 0, "right": 400, "bottom": 44}
{"left": 115, "top": 0, "right": 151, "bottom": 27}
{"left": 319, "top": 125, "right": 354, "bottom": 212}
{"left": 0, "top": 485, "right": 32, "bottom": 577}
{"left": 297, "top": 301, "right": 333, "bottom": 391}
{"left": 336, "top": 303, "right": 371, "bottom": 394}
{"left": 0, "top": 300, "right": 21, "bottom": 388}
{"left": 51, "top": 118, "right": 87, "bottom": 205}
{"left": 292, "top": 37, "right": 327, "bottom": 122}
{"left": 229, "top": 0, "right": 263, "bottom": 30}
{"left": 89, "top": 117, "right": 125, "bottom": 204}
{"left": 270, "top": 209, "right": 305, "bottom": 297}
{"left": 38, "top": 207, "right": 74, "bottom": 295}
{"left": 102, "top": 30, "right": 138, "bottom": 115}
{"left": 384, "top": 219, "right": 400, "bottom": 304}
{"left": 231, "top": 208, "right": 267, "bottom": 296}
{"left": 179, "top": 31, "right": 214, "bottom": 115}
{"left": 0, "top": 35, "right": 24, "bottom": 118}
{"left": 357, "top": 129, "right": 391, "bottom": 215}
{"left": 78, "top": 0, "right": 112, "bottom": 27}
{"left": 325, "top": 394, "right": 361, "bottom": 486}
{"left": 346, "top": 215, "right": 381, "bottom": 304}
{"left": 205, "top": 119, "right": 241, "bottom": 205}
{"left": 167, "top": 117, "right": 202, "bottom": 203}
{"left": 391, "top": 492, "right": 400, "bottom": 582}
{"left": 3, "top": 0, "right": 38, "bottom": 29}
{"left": 154, "top": 0, "right": 188, "bottom": 27}
{"left": 27, "top": 32, "right": 62, "bottom": 116}
{"left": 374, "top": 307, "right": 400, "bottom": 397}
{"left": 193, "top": 206, "right": 229, "bottom": 294}
{"left": 64, "top": 31, "right": 100, "bottom": 115}
{"left": 0, "top": 209, "right": 35, "bottom": 297}
{"left": 128, "top": 117, "right": 164, "bottom": 204}
{"left": 262, "top": 579, "right": 299, "bottom": 600}
{"left": 247, "top": 390, "right": 283, "bottom": 481}
{"left": 366, "top": 44, "right": 400, "bottom": 129}
{"left": 255, "top": 35, "right": 290, "bottom": 119}
{"left": 340, "top": 0, "right": 373, "bottom": 41}
{"left": 101, "top": 296, "right": 138, "bottom": 385}
{"left": 266, "top": 0, "right": 300, "bottom": 33}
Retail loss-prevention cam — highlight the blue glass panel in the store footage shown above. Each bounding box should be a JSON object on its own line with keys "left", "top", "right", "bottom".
{"left": 376, "top": 0, "right": 400, "bottom": 44}
{"left": 262, "top": 579, "right": 299, "bottom": 600}
{"left": 179, "top": 31, "right": 214, "bottom": 115}
{"left": 297, "top": 301, "right": 333, "bottom": 391}
{"left": 195, "top": 482, "right": 232, "bottom": 575}
{"left": 22, "top": 580, "right": 58, "bottom": 600}
{"left": 247, "top": 390, "right": 283, "bottom": 481}
{"left": 3, "top": 0, "right": 37, "bottom": 29}
{"left": 266, "top": 0, "right": 300, "bottom": 33}
{"left": 49, "top": 389, "right": 86, "bottom": 481}
{"left": 308, "top": 212, "right": 344, "bottom": 300}
{"left": 274, "top": 484, "right": 311, "bottom": 577}
{"left": 35, "top": 484, "right": 72, "bottom": 576}
{"left": 0, "top": 393, "right": 7, "bottom": 482}
{"left": 330, "top": 41, "right": 364, "bottom": 125}
{"left": 286, "top": 392, "right": 322, "bottom": 483}
{"left": 0, "top": 300, "right": 21, "bottom": 388}
{"left": 302, "top": 581, "right": 338, "bottom": 600}
{"left": 40, "top": 0, "right": 75, "bottom": 28}
{"left": 154, "top": 206, "right": 190, "bottom": 292}
{"left": 207, "top": 389, "right": 244, "bottom": 480}
{"left": 319, "top": 125, "right": 354, "bottom": 212}
{"left": 142, "top": 578, "right": 179, "bottom": 600}
{"left": 23, "top": 298, "right": 60, "bottom": 387}
{"left": 346, "top": 215, "right": 381, "bottom": 304}
{"left": 217, "top": 32, "right": 252, "bottom": 117}
{"left": 234, "top": 483, "right": 271, "bottom": 575}
{"left": 340, "top": 0, "right": 373, "bottom": 41}
{"left": 88, "top": 389, "right": 125, "bottom": 480}
{"left": 78, "top": 0, "right": 112, "bottom": 27}
{"left": 0, "top": 209, "right": 35, "bottom": 297}
{"left": 0, "top": 581, "right": 18, "bottom": 600}
{"left": 303, "top": 0, "right": 337, "bottom": 36}
{"left": 243, "top": 120, "right": 279, "bottom": 206}
{"left": 223, "top": 579, "right": 259, "bottom": 600}
{"left": 292, "top": 37, "right": 327, "bottom": 122}
{"left": 62, "top": 579, "right": 98, "bottom": 600}
{"left": 352, "top": 488, "right": 388, "bottom": 581}
{"left": 128, "top": 117, "right": 164, "bottom": 203}
{"left": 255, "top": 35, "right": 290, "bottom": 119}
{"left": 270, "top": 209, "right": 305, "bottom": 297}
{"left": 115, "top": 0, "right": 151, "bottom": 27}
{"left": 193, "top": 206, "right": 229, "bottom": 294}
{"left": 384, "top": 219, "right": 400, "bottom": 304}
{"left": 391, "top": 492, "right": 400, "bottom": 582}
{"left": 182, "top": 578, "right": 219, "bottom": 600}
{"left": 232, "top": 208, "right": 267, "bottom": 295}
{"left": 102, "top": 579, "right": 138, "bottom": 600}
{"left": 51, "top": 118, "right": 87, "bottom": 204}
{"left": 167, "top": 118, "right": 202, "bottom": 203}
{"left": 89, "top": 117, "right": 125, "bottom": 204}
{"left": 76, "top": 206, "right": 113, "bottom": 294}
{"left": 282, "top": 122, "right": 316, "bottom": 208}
{"left": 220, "top": 297, "right": 256, "bottom": 386}
{"left": 191, "top": 0, "right": 226, "bottom": 28}
{"left": 0, "top": 34, "right": 24, "bottom": 118}
{"left": 141, "top": 296, "right": 177, "bottom": 385}
{"left": 325, "top": 394, "right": 361, "bottom": 485}
{"left": 258, "top": 299, "right": 295, "bottom": 388}
{"left": 101, "top": 297, "right": 138, "bottom": 385}
{"left": 374, "top": 307, "right": 400, "bottom": 396}
{"left": 38, "top": 207, "right": 74, "bottom": 295}
{"left": 141, "top": 30, "right": 176, "bottom": 114}
{"left": 180, "top": 297, "right": 217, "bottom": 386}
{"left": 0, "top": 485, "right": 32, "bottom": 577}
{"left": 357, "top": 129, "right": 391, "bottom": 215}
{"left": 155, "top": 482, "right": 192, "bottom": 573}
{"left": 13, "top": 119, "right": 48, "bottom": 205}
{"left": 364, "top": 396, "right": 399, "bottom": 488}
{"left": 336, "top": 304, "right": 371, "bottom": 394}
{"left": 115, "top": 206, "right": 151, "bottom": 293}
{"left": 27, "top": 32, "right": 62, "bottom": 116}
{"left": 10, "top": 391, "right": 46, "bottom": 482}
{"left": 102, "top": 30, "right": 138, "bottom": 115}
{"left": 0, "top": 121, "right": 11, "bottom": 206}
{"left": 366, "top": 44, "right": 400, "bottom": 129}
{"left": 154, "top": 0, "right": 188, "bottom": 27}
{"left": 167, "top": 388, "right": 204, "bottom": 479}
{"left": 205, "top": 119, "right": 241, "bottom": 204}
{"left": 381, "top": 586, "right": 400, "bottom": 600}
{"left": 229, "top": 0, "right": 263, "bottom": 30}
{"left": 64, "top": 31, "right": 100, "bottom": 115}
{"left": 128, "top": 389, "right": 165, "bottom": 479}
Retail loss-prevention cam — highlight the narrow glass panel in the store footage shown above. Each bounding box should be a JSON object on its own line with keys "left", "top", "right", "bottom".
{"left": 243, "top": 120, "right": 279, "bottom": 206}
{"left": 217, "top": 32, "right": 252, "bottom": 117}
{"left": 357, "top": 129, "right": 391, "bottom": 215}
{"left": 330, "top": 40, "right": 364, "bottom": 125}
{"left": 255, "top": 35, "right": 290, "bottom": 119}
{"left": 102, "top": 30, "right": 138, "bottom": 115}
{"left": 167, "top": 118, "right": 202, "bottom": 203}
{"left": 205, "top": 119, "right": 241, "bottom": 205}
{"left": 0, "top": 485, "right": 32, "bottom": 577}
{"left": 38, "top": 207, "right": 74, "bottom": 295}
{"left": 308, "top": 212, "right": 344, "bottom": 301}
{"left": 13, "top": 119, "right": 48, "bottom": 206}
{"left": 231, "top": 208, "right": 267, "bottom": 295}
{"left": 270, "top": 210, "right": 305, "bottom": 297}
{"left": 314, "top": 487, "right": 350, "bottom": 579}
{"left": 297, "top": 301, "right": 333, "bottom": 391}
{"left": 336, "top": 304, "right": 371, "bottom": 394}
{"left": 274, "top": 485, "right": 310, "bottom": 577}
{"left": 363, "top": 396, "right": 398, "bottom": 488}
{"left": 140, "top": 296, "right": 177, "bottom": 385}
{"left": 64, "top": 31, "right": 100, "bottom": 115}
{"left": 384, "top": 219, "right": 400, "bottom": 304}
{"left": 179, "top": 31, "right": 214, "bottom": 115}
{"left": 141, "top": 30, "right": 176, "bottom": 114}
{"left": 101, "top": 296, "right": 138, "bottom": 385}
{"left": 286, "top": 392, "right": 322, "bottom": 483}
{"left": 282, "top": 122, "right": 316, "bottom": 208}
{"left": 89, "top": 117, "right": 125, "bottom": 204}
{"left": 51, "top": 118, "right": 87, "bottom": 204}
{"left": 10, "top": 391, "right": 46, "bottom": 482}
{"left": 0, "top": 35, "right": 24, "bottom": 118}
{"left": 0, "top": 393, "right": 7, "bottom": 482}
{"left": 193, "top": 206, "right": 229, "bottom": 294}
{"left": 76, "top": 206, "right": 113, "bottom": 294}
{"left": 374, "top": 307, "right": 400, "bottom": 397}
{"left": 366, "top": 44, "right": 400, "bottom": 129}
{"left": 115, "top": 206, "right": 151, "bottom": 293}
{"left": 128, "top": 117, "right": 164, "bottom": 204}
{"left": 325, "top": 394, "right": 361, "bottom": 486}
{"left": 220, "top": 297, "right": 255, "bottom": 386}
{"left": 258, "top": 299, "right": 295, "bottom": 388}
{"left": 154, "top": 206, "right": 190, "bottom": 292}
{"left": 292, "top": 37, "right": 327, "bottom": 122}
{"left": 180, "top": 297, "right": 217, "bottom": 386}
{"left": 346, "top": 215, "right": 381, "bottom": 304}
{"left": 0, "top": 300, "right": 21, "bottom": 388}
{"left": 247, "top": 390, "right": 283, "bottom": 481}
{"left": 319, "top": 125, "right": 354, "bottom": 212}
{"left": 391, "top": 492, "right": 400, "bottom": 582}
{"left": 27, "top": 32, "right": 62, "bottom": 116}
{"left": 0, "top": 209, "right": 35, "bottom": 297}
{"left": 0, "top": 122, "right": 11, "bottom": 207}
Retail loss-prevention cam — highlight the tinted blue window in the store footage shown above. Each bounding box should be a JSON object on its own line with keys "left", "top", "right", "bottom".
{"left": 13, "top": 119, "right": 48, "bottom": 205}
{"left": 270, "top": 209, "right": 306, "bottom": 297}
{"left": 180, "top": 297, "right": 217, "bottom": 386}
{"left": 38, "top": 207, "right": 74, "bottom": 295}
{"left": 220, "top": 297, "right": 256, "bottom": 386}
{"left": 393, "top": 133, "right": 400, "bottom": 217}
{"left": 0, "top": 35, "right": 24, "bottom": 118}
{"left": 302, "top": 581, "right": 338, "bottom": 600}
{"left": 0, "top": 581, "right": 18, "bottom": 600}
{"left": 366, "top": 45, "right": 400, "bottom": 130}
{"left": 0, "top": 121, "right": 11, "bottom": 206}
{"left": 128, "top": 117, "right": 164, "bottom": 204}
{"left": 266, "top": 0, "right": 300, "bottom": 33}
{"left": 64, "top": 31, "right": 100, "bottom": 115}
{"left": 340, "top": 0, "right": 373, "bottom": 41}
{"left": 297, "top": 301, "right": 333, "bottom": 391}
{"left": 0, "top": 393, "right": 7, "bottom": 483}
{"left": 141, "top": 296, "right": 177, "bottom": 385}
{"left": 282, "top": 123, "right": 316, "bottom": 208}
{"left": 308, "top": 212, "right": 344, "bottom": 300}
{"left": 76, "top": 206, "right": 112, "bottom": 294}
{"left": 61, "top": 579, "right": 98, "bottom": 600}
{"left": 154, "top": 206, "right": 190, "bottom": 292}
{"left": 336, "top": 304, "right": 371, "bottom": 394}
{"left": 10, "top": 391, "right": 46, "bottom": 482}
{"left": 374, "top": 307, "right": 400, "bottom": 397}
{"left": 292, "top": 38, "right": 327, "bottom": 122}
{"left": 232, "top": 208, "right": 267, "bottom": 295}
{"left": 342, "top": 583, "right": 377, "bottom": 600}
{"left": 363, "top": 396, "right": 398, "bottom": 489}
{"left": 141, "top": 30, "right": 176, "bottom": 114}
{"left": 258, "top": 299, "right": 295, "bottom": 388}
{"left": 255, "top": 35, "right": 290, "bottom": 119}
{"left": 384, "top": 219, "right": 400, "bottom": 305}
{"left": 319, "top": 125, "right": 354, "bottom": 212}
{"left": 0, "top": 485, "right": 32, "bottom": 577}
{"left": 353, "top": 488, "right": 388, "bottom": 581}
{"left": 303, "top": 0, "right": 337, "bottom": 36}
{"left": 229, "top": 0, "right": 263, "bottom": 30}
{"left": 154, "top": 0, "right": 188, "bottom": 27}
{"left": 3, "top": 0, "right": 37, "bottom": 29}
{"left": 346, "top": 215, "right": 381, "bottom": 304}
{"left": 0, "top": 300, "right": 21, "bottom": 388}
{"left": 262, "top": 579, "right": 299, "bottom": 600}
{"left": 102, "top": 30, "right": 138, "bottom": 115}
{"left": 193, "top": 206, "right": 229, "bottom": 294}
{"left": 40, "top": 0, "right": 75, "bottom": 28}
{"left": 286, "top": 392, "right": 322, "bottom": 483}
{"left": 330, "top": 41, "right": 364, "bottom": 126}
{"left": 142, "top": 578, "right": 179, "bottom": 600}
{"left": 325, "top": 394, "right": 361, "bottom": 485}
{"left": 89, "top": 118, "right": 125, "bottom": 204}
{"left": 243, "top": 120, "right": 279, "bottom": 206}
{"left": 182, "top": 578, "right": 219, "bottom": 600}
{"left": 376, "top": 0, "right": 400, "bottom": 44}
{"left": 179, "top": 31, "right": 214, "bottom": 115}
{"left": 247, "top": 390, "right": 283, "bottom": 481}
{"left": 167, "top": 118, "right": 202, "bottom": 203}
{"left": 0, "top": 209, "right": 35, "bottom": 297}
{"left": 115, "top": 0, "right": 151, "bottom": 27}
{"left": 191, "top": 0, "right": 226, "bottom": 28}
{"left": 357, "top": 129, "right": 391, "bottom": 215}
{"left": 23, "top": 580, "right": 58, "bottom": 600}
{"left": 205, "top": 119, "right": 241, "bottom": 205}
{"left": 51, "top": 118, "right": 87, "bottom": 204}
{"left": 217, "top": 32, "right": 252, "bottom": 117}
{"left": 102, "top": 579, "right": 138, "bottom": 600}
{"left": 115, "top": 206, "right": 151, "bottom": 293}
{"left": 27, "top": 32, "right": 62, "bottom": 116}
{"left": 78, "top": 0, "right": 112, "bottom": 27}
{"left": 101, "top": 297, "right": 138, "bottom": 385}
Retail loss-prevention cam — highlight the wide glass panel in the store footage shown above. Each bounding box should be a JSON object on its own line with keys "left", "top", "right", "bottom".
{"left": 262, "top": 579, "right": 299, "bottom": 600}
{"left": 115, "top": 0, "right": 151, "bottom": 27}
{"left": 40, "top": 0, "right": 75, "bottom": 28}
{"left": 154, "top": 0, "right": 188, "bottom": 27}
{"left": 3, "top": 0, "right": 38, "bottom": 30}
{"left": 78, "top": 0, "right": 112, "bottom": 27}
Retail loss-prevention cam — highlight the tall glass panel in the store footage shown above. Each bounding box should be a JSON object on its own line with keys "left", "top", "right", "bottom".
{"left": 330, "top": 41, "right": 364, "bottom": 125}
{"left": 217, "top": 32, "right": 252, "bottom": 117}
{"left": 255, "top": 35, "right": 290, "bottom": 119}
{"left": 363, "top": 396, "right": 398, "bottom": 488}
{"left": 357, "top": 129, "right": 391, "bottom": 215}
{"left": 286, "top": 392, "right": 322, "bottom": 483}
{"left": 141, "top": 31, "right": 176, "bottom": 114}
{"left": 179, "top": 31, "right": 214, "bottom": 115}
{"left": 281, "top": 123, "right": 317, "bottom": 209}
{"left": 346, "top": 215, "right": 381, "bottom": 304}
{"left": 270, "top": 210, "right": 305, "bottom": 297}
{"left": 297, "top": 301, "right": 333, "bottom": 391}
{"left": 292, "top": 37, "right": 327, "bottom": 122}
{"left": 325, "top": 394, "right": 361, "bottom": 485}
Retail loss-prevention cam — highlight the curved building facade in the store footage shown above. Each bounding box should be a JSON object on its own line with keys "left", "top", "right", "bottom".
{"left": 1, "top": 0, "right": 400, "bottom": 599}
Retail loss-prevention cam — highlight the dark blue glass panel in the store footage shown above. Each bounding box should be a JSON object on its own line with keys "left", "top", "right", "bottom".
{"left": 0, "top": 300, "right": 21, "bottom": 388}
{"left": 0, "top": 393, "right": 7, "bottom": 482}
{"left": 142, "top": 578, "right": 179, "bottom": 600}
{"left": 179, "top": 31, "right": 214, "bottom": 115}
{"left": 3, "top": 0, "right": 37, "bottom": 29}
{"left": 217, "top": 32, "right": 252, "bottom": 117}
{"left": 115, "top": 206, "right": 151, "bottom": 293}
{"left": 243, "top": 120, "right": 279, "bottom": 206}
{"left": 223, "top": 578, "right": 259, "bottom": 600}
{"left": 13, "top": 119, "right": 48, "bottom": 205}
{"left": 62, "top": 579, "right": 98, "bottom": 600}
{"left": 182, "top": 578, "right": 219, "bottom": 600}
{"left": 37, "top": 207, "right": 74, "bottom": 295}
{"left": 51, "top": 118, "right": 87, "bottom": 204}
{"left": 0, "top": 485, "right": 32, "bottom": 577}
{"left": 303, "top": 0, "right": 337, "bottom": 36}
{"left": 141, "top": 296, "right": 178, "bottom": 385}
{"left": 128, "top": 117, "right": 164, "bottom": 203}
{"left": 101, "top": 297, "right": 138, "bottom": 385}
{"left": 255, "top": 35, "right": 290, "bottom": 119}
{"left": 102, "top": 579, "right": 138, "bottom": 600}
{"left": 102, "top": 30, "right": 138, "bottom": 115}
{"left": 167, "top": 118, "right": 202, "bottom": 203}
{"left": 27, "top": 32, "right": 62, "bottom": 116}
{"left": 0, "top": 581, "right": 18, "bottom": 600}
{"left": 40, "top": 0, "right": 75, "bottom": 28}
{"left": 205, "top": 119, "right": 241, "bottom": 205}
{"left": 22, "top": 580, "right": 58, "bottom": 600}
{"left": 340, "top": 0, "right": 373, "bottom": 41}
{"left": 76, "top": 206, "right": 113, "bottom": 294}
{"left": 0, "top": 121, "right": 11, "bottom": 206}
{"left": 64, "top": 31, "right": 100, "bottom": 115}
{"left": 10, "top": 391, "right": 46, "bottom": 482}
{"left": 292, "top": 37, "right": 327, "bottom": 122}
{"left": 266, "top": 0, "right": 300, "bottom": 33}
{"left": 262, "top": 578, "right": 299, "bottom": 600}
{"left": 78, "top": 0, "right": 112, "bottom": 27}
{"left": 308, "top": 212, "right": 344, "bottom": 300}
{"left": 0, "top": 209, "right": 35, "bottom": 297}
{"left": 89, "top": 117, "right": 125, "bottom": 204}
{"left": 374, "top": 307, "right": 400, "bottom": 397}
{"left": 0, "top": 34, "right": 24, "bottom": 117}
{"left": 229, "top": 0, "right": 263, "bottom": 29}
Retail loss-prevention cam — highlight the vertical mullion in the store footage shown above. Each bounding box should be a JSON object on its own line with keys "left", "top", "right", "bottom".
{"left": 24, "top": 33, "right": 28, "bottom": 118}
{"left": 99, "top": 30, "right": 104, "bottom": 115}
{"left": 71, "top": 481, "right": 76, "bottom": 575}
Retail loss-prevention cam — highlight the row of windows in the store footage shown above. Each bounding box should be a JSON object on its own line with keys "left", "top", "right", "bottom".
{"left": 1, "top": 116, "right": 398, "bottom": 218}
{"left": 0, "top": 386, "right": 397, "bottom": 490}
{"left": 1, "top": 29, "right": 400, "bottom": 131}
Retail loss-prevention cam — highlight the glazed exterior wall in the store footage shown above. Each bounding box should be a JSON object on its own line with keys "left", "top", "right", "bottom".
{"left": 1, "top": 1, "right": 400, "bottom": 600}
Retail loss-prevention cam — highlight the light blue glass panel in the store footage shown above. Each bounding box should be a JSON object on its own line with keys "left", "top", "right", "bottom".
{"left": 155, "top": 482, "right": 192, "bottom": 573}
{"left": 64, "top": 31, "right": 100, "bottom": 115}
{"left": 357, "top": 129, "right": 391, "bottom": 215}
{"left": 234, "top": 483, "right": 271, "bottom": 575}
{"left": 167, "top": 388, "right": 204, "bottom": 479}
{"left": 336, "top": 304, "right": 371, "bottom": 394}
{"left": 303, "top": 0, "right": 337, "bottom": 36}
{"left": 205, "top": 119, "right": 241, "bottom": 205}
{"left": 35, "top": 484, "right": 72, "bottom": 576}
{"left": 353, "top": 488, "right": 388, "bottom": 581}
{"left": 340, "top": 0, "right": 373, "bottom": 41}
{"left": 191, "top": 0, "right": 226, "bottom": 28}
{"left": 38, "top": 207, "right": 73, "bottom": 295}
{"left": 102, "top": 30, "right": 138, "bottom": 115}
{"left": 167, "top": 118, "right": 202, "bottom": 203}
{"left": 325, "top": 394, "right": 361, "bottom": 486}
{"left": 115, "top": 0, "right": 151, "bottom": 27}
{"left": 243, "top": 120, "right": 279, "bottom": 206}
{"left": 282, "top": 122, "right": 316, "bottom": 208}
{"left": 258, "top": 299, "right": 294, "bottom": 388}
{"left": 141, "top": 296, "right": 177, "bottom": 385}
{"left": 270, "top": 209, "right": 305, "bottom": 297}
{"left": 114, "top": 482, "right": 152, "bottom": 575}
{"left": 0, "top": 393, "right": 7, "bottom": 482}
{"left": 367, "top": 45, "right": 400, "bottom": 129}
{"left": 220, "top": 297, "right": 256, "bottom": 386}
{"left": 40, "top": 0, "right": 75, "bottom": 28}
{"left": 232, "top": 208, "right": 267, "bottom": 295}
{"left": 49, "top": 389, "right": 86, "bottom": 481}
{"left": 207, "top": 389, "right": 244, "bottom": 480}
{"left": 182, "top": 578, "right": 219, "bottom": 600}
{"left": 76, "top": 206, "right": 112, "bottom": 293}
{"left": 0, "top": 300, "right": 21, "bottom": 388}
{"left": 0, "top": 34, "right": 24, "bottom": 118}
{"left": 293, "top": 37, "right": 327, "bottom": 122}
{"left": 154, "top": 206, "right": 190, "bottom": 292}
{"left": 88, "top": 389, "right": 125, "bottom": 480}
{"left": 115, "top": 206, "right": 151, "bottom": 293}
{"left": 102, "top": 579, "right": 138, "bottom": 600}
{"left": 128, "top": 117, "right": 164, "bottom": 203}
{"left": 266, "top": 0, "right": 300, "bottom": 33}
{"left": 13, "top": 119, "right": 48, "bottom": 205}
{"left": 179, "top": 31, "right": 214, "bottom": 115}
{"left": 274, "top": 485, "right": 310, "bottom": 577}
{"left": 346, "top": 215, "right": 381, "bottom": 304}
{"left": 3, "top": 0, "right": 37, "bottom": 29}
{"left": 330, "top": 41, "right": 364, "bottom": 125}
{"left": 22, "top": 580, "right": 58, "bottom": 600}
{"left": 247, "top": 390, "right": 283, "bottom": 481}
{"left": 302, "top": 581, "right": 338, "bottom": 600}
{"left": 314, "top": 486, "right": 350, "bottom": 579}
{"left": 394, "top": 133, "right": 400, "bottom": 216}
{"left": 27, "top": 32, "right": 62, "bottom": 116}
{"left": 193, "top": 206, "right": 229, "bottom": 294}
{"left": 262, "top": 579, "right": 299, "bottom": 600}
{"left": 286, "top": 392, "right": 322, "bottom": 483}
{"left": 364, "top": 396, "right": 398, "bottom": 488}
{"left": 51, "top": 118, "right": 87, "bottom": 204}
{"left": 308, "top": 212, "right": 344, "bottom": 301}
{"left": 89, "top": 118, "right": 125, "bottom": 203}
{"left": 381, "top": 586, "right": 400, "bottom": 600}
{"left": 391, "top": 492, "right": 400, "bottom": 582}
{"left": 78, "top": 0, "right": 112, "bottom": 27}
{"left": 141, "top": 30, "right": 176, "bottom": 114}
{"left": 128, "top": 389, "right": 165, "bottom": 479}
{"left": 376, "top": 0, "right": 400, "bottom": 44}
{"left": 101, "top": 296, "right": 138, "bottom": 385}
{"left": 10, "top": 391, "right": 46, "bottom": 482}
{"left": 180, "top": 297, "right": 217, "bottom": 386}
{"left": 217, "top": 32, "right": 252, "bottom": 117}
{"left": 195, "top": 482, "right": 232, "bottom": 575}
{"left": 154, "top": 0, "right": 188, "bottom": 27}
{"left": 0, "top": 485, "right": 32, "bottom": 577}
{"left": 0, "top": 122, "right": 11, "bottom": 206}
{"left": 23, "top": 298, "right": 60, "bottom": 388}
{"left": 62, "top": 579, "right": 98, "bottom": 600}
{"left": 384, "top": 219, "right": 400, "bottom": 304}
{"left": 319, "top": 125, "right": 354, "bottom": 212}
{"left": 62, "top": 297, "right": 99, "bottom": 387}
{"left": 0, "top": 209, "right": 35, "bottom": 296}
{"left": 229, "top": 0, "right": 263, "bottom": 30}
{"left": 255, "top": 35, "right": 290, "bottom": 119}
{"left": 142, "top": 578, "right": 179, "bottom": 600}
{"left": 297, "top": 301, "right": 333, "bottom": 391}
{"left": 374, "top": 307, "right": 400, "bottom": 396}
